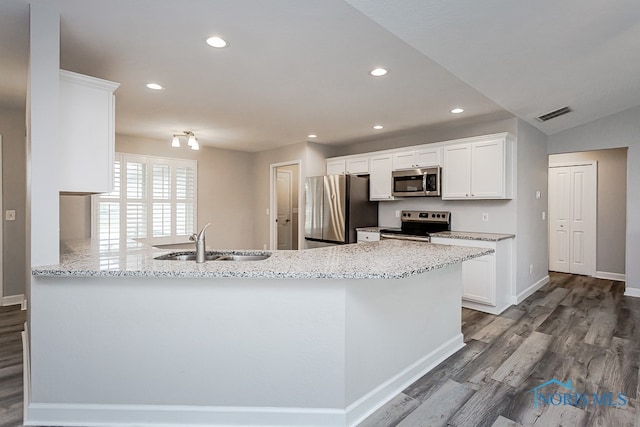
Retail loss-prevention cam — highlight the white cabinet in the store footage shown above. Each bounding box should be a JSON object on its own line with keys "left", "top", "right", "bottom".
{"left": 442, "top": 134, "right": 513, "bottom": 200}
{"left": 393, "top": 146, "right": 441, "bottom": 170}
{"left": 357, "top": 231, "right": 380, "bottom": 243}
{"left": 326, "top": 159, "right": 346, "bottom": 175}
{"left": 59, "top": 70, "right": 120, "bottom": 193}
{"left": 369, "top": 153, "right": 394, "bottom": 201}
{"left": 346, "top": 156, "right": 369, "bottom": 174}
{"left": 326, "top": 156, "right": 369, "bottom": 175}
{"left": 430, "top": 236, "right": 513, "bottom": 315}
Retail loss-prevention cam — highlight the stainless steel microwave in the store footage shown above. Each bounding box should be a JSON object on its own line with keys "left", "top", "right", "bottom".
{"left": 392, "top": 167, "right": 441, "bottom": 197}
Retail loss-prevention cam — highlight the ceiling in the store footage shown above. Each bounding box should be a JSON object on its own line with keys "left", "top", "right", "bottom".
{"left": 1, "top": 1, "right": 639, "bottom": 152}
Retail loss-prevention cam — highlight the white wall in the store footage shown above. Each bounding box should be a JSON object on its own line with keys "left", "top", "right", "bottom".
{"left": 28, "top": 3, "right": 60, "bottom": 270}
{"left": 0, "top": 107, "right": 27, "bottom": 298}
{"left": 548, "top": 106, "right": 640, "bottom": 295}
{"left": 515, "top": 119, "right": 549, "bottom": 296}
{"left": 549, "top": 148, "right": 627, "bottom": 276}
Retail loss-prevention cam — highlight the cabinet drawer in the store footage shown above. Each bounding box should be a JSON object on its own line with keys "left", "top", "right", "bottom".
{"left": 357, "top": 231, "right": 380, "bottom": 242}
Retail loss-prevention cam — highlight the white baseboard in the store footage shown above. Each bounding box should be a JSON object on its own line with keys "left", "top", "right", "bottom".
{"left": 513, "top": 275, "right": 550, "bottom": 305}
{"left": 346, "top": 333, "right": 465, "bottom": 427}
{"left": 595, "top": 271, "right": 626, "bottom": 282}
{"left": 25, "top": 334, "right": 465, "bottom": 427}
{"left": 25, "top": 403, "right": 346, "bottom": 427}
{"left": 624, "top": 287, "right": 640, "bottom": 298}
{"left": 2, "top": 294, "right": 25, "bottom": 307}
{"left": 462, "top": 300, "right": 511, "bottom": 315}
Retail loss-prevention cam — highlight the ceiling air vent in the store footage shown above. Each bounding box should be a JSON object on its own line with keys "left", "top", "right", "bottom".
{"left": 536, "top": 106, "right": 573, "bottom": 122}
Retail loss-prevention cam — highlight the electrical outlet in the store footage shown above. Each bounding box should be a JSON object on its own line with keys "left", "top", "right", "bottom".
{"left": 5, "top": 210, "right": 15, "bottom": 221}
{"left": 481, "top": 213, "right": 489, "bottom": 222}
{"left": 542, "top": 211, "right": 546, "bottom": 220}
{"left": 265, "top": 208, "right": 270, "bottom": 215}
{"left": 395, "top": 210, "right": 401, "bottom": 218}
{"left": 536, "top": 190, "right": 541, "bottom": 199}
{"left": 529, "top": 264, "right": 534, "bottom": 275}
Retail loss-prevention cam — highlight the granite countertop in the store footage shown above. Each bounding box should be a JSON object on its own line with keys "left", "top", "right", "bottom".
{"left": 430, "top": 231, "right": 515, "bottom": 241}
{"left": 31, "top": 239, "right": 493, "bottom": 280}
{"left": 356, "top": 226, "right": 385, "bottom": 233}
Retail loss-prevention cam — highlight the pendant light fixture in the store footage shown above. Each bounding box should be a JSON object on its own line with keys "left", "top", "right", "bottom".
{"left": 171, "top": 131, "right": 199, "bottom": 150}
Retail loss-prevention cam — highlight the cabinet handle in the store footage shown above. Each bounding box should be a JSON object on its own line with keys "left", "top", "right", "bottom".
{"left": 466, "top": 194, "right": 469, "bottom": 197}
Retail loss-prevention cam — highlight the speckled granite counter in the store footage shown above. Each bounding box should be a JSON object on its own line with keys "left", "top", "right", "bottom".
{"left": 431, "top": 231, "right": 515, "bottom": 241}
{"left": 31, "top": 238, "right": 493, "bottom": 279}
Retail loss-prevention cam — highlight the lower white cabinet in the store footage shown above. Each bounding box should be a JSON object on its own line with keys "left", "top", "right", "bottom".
{"left": 357, "top": 231, "right": 380, "bottom": 243}
{"left": 430, "top": 236, "right": 513, "bottom": 315}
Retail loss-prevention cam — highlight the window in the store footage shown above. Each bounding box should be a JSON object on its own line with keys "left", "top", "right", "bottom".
{"left": 93, "top": 153, "right": 197, "bottom": 249}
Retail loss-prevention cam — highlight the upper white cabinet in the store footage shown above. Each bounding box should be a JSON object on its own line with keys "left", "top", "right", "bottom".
{"left": 442, "top": 133, "right": 513, "bottom": 200}
{"left": 369, "top": 153, "right": 394, "bottom": 201}
{"left": 393, "top": 146, "right": 441, "bottom": 170}
{"left": 326, "top": 159, "right": 346, "bottom": 175}
{"left": 59, "top": 70, "right": 120, "bottom": 193}
{"left": 325, "top": 155, "right": 369, "bottom": 175}
{"left": 345, "top": 156, "right": 369, "bottom": 174}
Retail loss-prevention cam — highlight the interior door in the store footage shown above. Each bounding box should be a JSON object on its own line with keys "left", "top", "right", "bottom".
{"left": 276, "top": 170, "right": 293, "bottom": 250}
{"left": 549, "top": 164, "right": 597, "bottom": 275}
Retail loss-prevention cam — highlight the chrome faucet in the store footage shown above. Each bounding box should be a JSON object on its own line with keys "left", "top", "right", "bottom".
{"left": 189, "top": 223, "right": 211, "bottom": 263}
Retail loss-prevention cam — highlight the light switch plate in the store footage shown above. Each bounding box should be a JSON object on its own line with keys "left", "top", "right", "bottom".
{"left": 5, "top": 210, "right": 15, "bottom": 221}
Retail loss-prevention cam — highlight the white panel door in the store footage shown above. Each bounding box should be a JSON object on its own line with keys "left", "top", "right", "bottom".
{"left": 549, "top": 167, "right": 571, "bottom": 272}
{"left": 548, "top": 164, "right": 597, "bottom": 276}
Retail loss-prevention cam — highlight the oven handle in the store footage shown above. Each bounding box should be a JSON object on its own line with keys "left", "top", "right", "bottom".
{"left": 380, "top": 233, "right": 431, "bottom": 242}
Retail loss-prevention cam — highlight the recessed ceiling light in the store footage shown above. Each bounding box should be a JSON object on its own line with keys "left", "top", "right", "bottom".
{"left": 370, "top": 68, "right": 387, "bottom": 77}
{"left": 206, "top": 36, "right": 228, "bottom": 48}
{"left": 373, "top": 125, "right": 383, "bottom": 130}
{"left": 308, "top": 134, "right": 317, "bottom": 138}
{"left": 450, "top": 108, "right": 464, "bottom": 114}
{"left": 146, "top": 83, "right": 163, "bottom": 90}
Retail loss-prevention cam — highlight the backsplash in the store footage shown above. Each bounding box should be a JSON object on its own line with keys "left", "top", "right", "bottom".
{"left": 378, "top": 198, "right": 516, "bottom": 234}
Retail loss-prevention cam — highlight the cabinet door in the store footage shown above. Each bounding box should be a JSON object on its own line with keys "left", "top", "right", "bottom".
{"left": 442, "top": 143, "right": 471, "bottom": 199}
{"left": 415, "top": 147, "right": 441, "bottom": 167}
{"left": 346, "top": 156, "right": 369, "bottom": 174}
{"left": 471, "top": 139, "right": 504, "bottom": 198}
{"left": 392, "top": 151, "right": 416, "bottom": 170}
{"left": 59, "top": 70, "right": 119, "bottom": 193}
{"left": 369, "top": 154, "right": 394, "bottom": 201}
{"left": 461, "top": 254, "right": 496, "bottom": 305}
{"left": 326, "top": 159, "right": 346, "bottom": 175}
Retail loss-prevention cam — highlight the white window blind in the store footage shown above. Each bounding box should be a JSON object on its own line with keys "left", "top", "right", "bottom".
{"left": 93, "top": 153, "right": 197, "bottom": 248}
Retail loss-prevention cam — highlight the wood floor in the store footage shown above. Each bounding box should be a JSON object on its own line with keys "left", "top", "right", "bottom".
{"left": 360, "top": 272, "right": 640, "bottom": 426}
{"left": 0, "top": 304, "right": 26, "bottom": 427}
{"left": 1, "top": 273, "right": 638, "bottom": 426}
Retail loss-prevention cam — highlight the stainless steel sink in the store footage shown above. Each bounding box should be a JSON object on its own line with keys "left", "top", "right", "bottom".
{"left": 154, "top": 252, "right": 270, "bottom": 261}
{"left": 155, "top": 252, "right": 220, "bottom": 261}
{"left": 215, "top": 254, "right": 271, "bottom": 261}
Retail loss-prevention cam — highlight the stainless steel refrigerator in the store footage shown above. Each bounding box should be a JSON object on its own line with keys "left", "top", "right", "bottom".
{"left": 304, "top": 174, "right": 378, "bottom": 247}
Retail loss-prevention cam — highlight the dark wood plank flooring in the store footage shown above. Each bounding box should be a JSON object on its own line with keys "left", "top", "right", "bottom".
{"left": 0, "top": 304, "right": 26, "bottom": 427}
{"left": 1, "top": 273, "right": 638, "bottom": 426}
{"left": 360, "top": 272, "right": 640, "bottom": 427}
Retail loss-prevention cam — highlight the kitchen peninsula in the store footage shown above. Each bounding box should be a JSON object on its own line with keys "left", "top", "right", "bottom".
{"left": 27, "top": 239, "right": 492, "bottom": 427}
